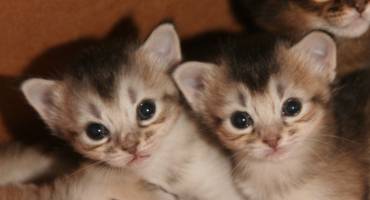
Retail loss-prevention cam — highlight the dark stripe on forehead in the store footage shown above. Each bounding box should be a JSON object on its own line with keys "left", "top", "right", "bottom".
{"left": 88, "top": 103, "right": 101, "bottom": 119}
{"left": 128, "top": 87, "right": 137, "bottom": 104}
{"left": 277, "top": 83, "right": 285, "bottom": 99}
{"left": 238, "top": 91, "right": 247, "bottom": 107}
{"left": 67, "top": 38, "right": 137, "bottom": 99}
{"left": 222, "top": 34, "right": 279, "bottom": 92}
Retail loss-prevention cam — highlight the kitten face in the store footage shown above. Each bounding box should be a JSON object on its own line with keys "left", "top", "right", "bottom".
{"left": 58, "top": 64, "right": 180, "bottom": 168}
{"left": 22, "top": 24, "right": 182, "bottom": 168}
{"left": 174, "top": 32, "right": 337, "bottom": 162}
{"left": 299, "top": 0, "right": 370, "bottom": 37}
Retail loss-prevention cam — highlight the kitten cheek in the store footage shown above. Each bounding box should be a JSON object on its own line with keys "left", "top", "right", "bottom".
{"left": 217, "top": 129, "right": 250, "bottom": 151}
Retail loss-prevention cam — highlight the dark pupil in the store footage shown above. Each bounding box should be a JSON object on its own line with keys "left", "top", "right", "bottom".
{"left": 137, "top": 100, "right": 156, "bottom": 121}
{"left": 231, "top": 112, "right": 253, "bottom": 129}
{"left": 86, "top": 123, "right": 110, "bottom": 141}
{"left": 282, "top": 98, "right": 302, "bottom": 117}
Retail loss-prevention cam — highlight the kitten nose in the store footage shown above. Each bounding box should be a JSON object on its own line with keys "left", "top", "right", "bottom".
{"left": 122, "top": 133, "right": 139, "bottom": 154}
{"left": 354, "top": 1, "right": 366, "bottom": 13}
{"left": 262, "top": 135, "right": 281, "bottom": 149}
{"left": 122, "top": 143, "right": 138, "bottom": 154}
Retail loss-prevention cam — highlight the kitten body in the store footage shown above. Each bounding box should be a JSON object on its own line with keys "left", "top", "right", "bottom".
{"left": 240, "top": 0, "right": 370, "bottom": 76}
{"left": 0, "top": 165, "right": 174, "bottom": 200}
{"left": 174, "top": 32, "right": 368, "bottom": 199}
{"left": 21, "top": 24, "right": 242, "bottom": 200}
{"left": 0, "top": 143, "right": 77, "bottom": 185}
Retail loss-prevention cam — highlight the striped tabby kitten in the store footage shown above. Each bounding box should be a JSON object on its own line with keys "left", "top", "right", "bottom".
{"left": 21, "top": 24, "right": 242, "bottom": 200}
{"left": 240, "top": 0, "right": 370, "bottom": 75}
{"left": 173, "top": 32, "right": 368, "bottom": 200}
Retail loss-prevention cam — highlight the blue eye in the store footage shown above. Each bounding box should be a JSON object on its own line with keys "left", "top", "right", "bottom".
{"left": 282, "top": 98, "right": 302, "bottom": 117}
{"left": 230, "top": 111, "right": 253, "bottom": 129}
{"left": 137, "top": 99, "right": 156, "bottom": 121}
{"left": 86, "top": 123, "right": 110, "bottom": 141}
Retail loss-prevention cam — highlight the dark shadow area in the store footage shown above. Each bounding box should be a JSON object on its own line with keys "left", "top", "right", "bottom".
{"left": 228, "top": 0, "right": 262, "bottom": 33}
{"left": 333, "top": 67, "right": 370, "bottom": 142}
{"left": 0, "top": 17, "right": 138, "bottom": 149}
{"left": 182, "top": 28, "right": 279, "bottom": 65}
{"left": 228, "top": 0, "right": 303, "bottom": 42}
{"left": 182, "top": 30, "right": 243, "bottom": 62}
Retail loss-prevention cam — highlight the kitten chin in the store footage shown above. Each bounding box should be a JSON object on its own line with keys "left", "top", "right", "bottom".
{"left": 239, "top": 0, "right": 370, "bottom": 76}
{"left": 174, "top": 31, "right": 368, "bottom": 199}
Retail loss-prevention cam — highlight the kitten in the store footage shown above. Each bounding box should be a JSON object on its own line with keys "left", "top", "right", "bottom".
{"left": 239, "top": 0, "right": 370, "bottom": 76}
{"left": 21, "top": 24, "right": 242, "bottom": 200}
{"left": 173, "top": 32, "right": 368, "bottom": 199}
{"left": 0, "top": 144, "right": 63, "bottom": 185}
{"left": 0, "top": 165, "right": 174, "bottom": 200}
{"left": 0, "top": 143, "right": 77, "bottom": 185}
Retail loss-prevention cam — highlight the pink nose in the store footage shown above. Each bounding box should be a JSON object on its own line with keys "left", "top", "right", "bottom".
{"left": 262, "top": 136, "right": 281, "bottom": 149}
{"left": 122, "top": 142, "right": 139, "bottom": 154}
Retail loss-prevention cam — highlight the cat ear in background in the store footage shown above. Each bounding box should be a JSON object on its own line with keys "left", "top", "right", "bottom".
{"left": 21, "top": 78, "right": 60, "bottom": 125}
{"left": 290, "top": 31, "right": 337, "bottom": 82}
{"left": 173, "top": 61, "right": 216, "bottom": 111}
{"left": 140, "top": 23, "right": 182, "bottom": 67}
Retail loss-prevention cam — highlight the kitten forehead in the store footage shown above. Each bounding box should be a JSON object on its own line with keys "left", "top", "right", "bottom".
{"left": 65, "top": 41, "right": 172, "bottom": 100}
{"left": 220, "top": 35, "right": 280, "bottom": 92}
{"left": 67, "top": 39, "right": 135, "bottom": 99}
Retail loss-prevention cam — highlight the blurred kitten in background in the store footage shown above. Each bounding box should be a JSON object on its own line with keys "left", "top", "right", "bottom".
{"left": 239, "top": 0, "right": 370, "bottom": 76}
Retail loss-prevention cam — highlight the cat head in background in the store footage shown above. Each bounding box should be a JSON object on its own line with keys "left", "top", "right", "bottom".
{"left": 174, "top": 31, "right": 337, "bottom": 162}
{"left": 22, "top": 24, "right": 182, "bottom": 168}
{"left": 243, "top": 0, "right": 370, "bottom": 38}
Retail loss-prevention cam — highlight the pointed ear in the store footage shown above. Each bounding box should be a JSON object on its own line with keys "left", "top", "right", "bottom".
{"left": 140, "top": 23, "right": 181, "bottom": 66}
{"left": 173, "top": 61, "right": 216, "bottom": 111}
{"left": 21, "top": 78, "right": 60, "bottom": 125}
{"left": 290, "top": 31, "right": 337, "bottom": 82}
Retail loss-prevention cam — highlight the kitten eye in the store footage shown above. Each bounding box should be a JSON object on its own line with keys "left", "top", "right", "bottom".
{"left": 137, "top": 99, "right": 156, "bottom": 121}
{"left": 282, "top": 98, "right": 302, "bottom": 117}
{"left": 85, "top": 123, "right": 110, "bottom": 141}
{"left": 230, "top": 111, "right": 253, "bottom": 129}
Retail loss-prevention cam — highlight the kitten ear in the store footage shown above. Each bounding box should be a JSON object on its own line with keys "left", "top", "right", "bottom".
{"left": 140, "top": 23, "right": 182, "bottom": 66}
{"left": 173, "top": 61, "right": 216, "bottom": 111}
{"left": 21, "top": 78, "right": 60, "bottom": 125}
{"left": 290, "top": 31, "right": 337, "bottom": 82}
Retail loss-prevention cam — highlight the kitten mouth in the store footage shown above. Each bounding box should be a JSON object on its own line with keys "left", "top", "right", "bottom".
{"left": 128, "top": 154, "right": 151, "bottom": 165}
{"left": 326, "top": 15, "right": 369, "bottom": 38}
{"left": 347, "top": 16, "right": 368, "bottom": 27}
{"left": 264, "top": 147, "right": 287, "bottom": 160}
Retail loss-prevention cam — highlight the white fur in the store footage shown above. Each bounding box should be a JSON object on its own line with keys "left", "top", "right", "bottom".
{"left": 134, "top": 113, "right": 243, "bottom": 200}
